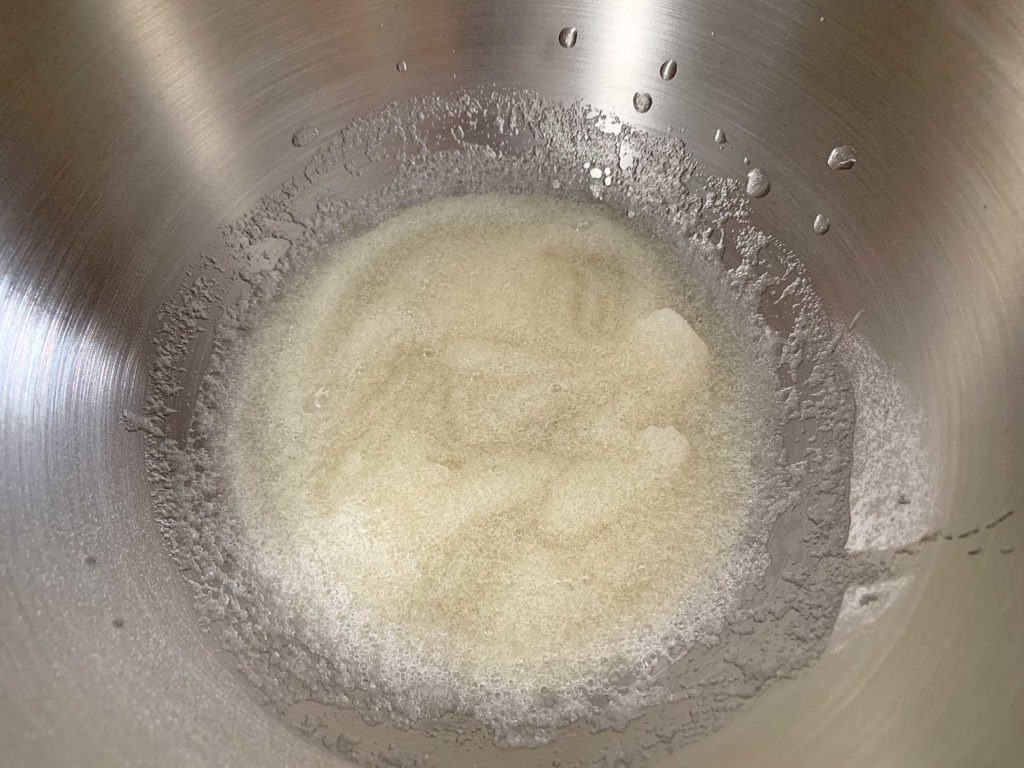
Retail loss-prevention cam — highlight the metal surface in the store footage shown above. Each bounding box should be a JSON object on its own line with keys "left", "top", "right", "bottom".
{"left": 1, "top": 1, "right": 1022, "bottom": 766}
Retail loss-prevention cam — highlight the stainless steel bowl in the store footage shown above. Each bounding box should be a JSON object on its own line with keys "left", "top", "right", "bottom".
{"left": 2, "top": 1, "right": 1022, "bottom": 766}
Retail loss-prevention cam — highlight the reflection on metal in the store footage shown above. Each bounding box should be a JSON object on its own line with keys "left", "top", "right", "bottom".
{"left": 1, "top": 1, "right": 1023, "bottom": 767}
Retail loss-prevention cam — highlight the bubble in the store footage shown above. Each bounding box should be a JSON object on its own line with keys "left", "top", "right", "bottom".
{"left": 558, "top": 27, "right": 578, "bottom": 49}
{"left": 633, "top": 92, "right": 653, "bottom": 114}
{"left": 828, "top": 145, "right": 857, "bottom": 170}
{"left": 291, "top": 127, "right": 320, "bottom": 147}
{"left": 745, "top": 168, "right": 771, "bottom": 198}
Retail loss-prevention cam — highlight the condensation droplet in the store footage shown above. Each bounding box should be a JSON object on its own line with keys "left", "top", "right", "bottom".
{"left": 813, "top": 214, "right": 831, "bottom": 234}
{"left": 291, "top": 127, "right": 320, "bottom": 148}
{"left": 558, "top": 27, "right": 578, "bottom": 49}
{"left": 396, "top": 59, "right": 408, "bottom": 73}
{"left": 714, "top": 128, "right": 727, "bottom": 144}
{"left": 659, "top": 59, "right": 678, "bottom": 81}
{"left": 633, "top": 92, "right": 653, "bottom": 114}
{"left": 828, "top": 145, "right": 857, "bottom": 170}
{"left": 746, "top": 168, "right": 771, "bottom": 198}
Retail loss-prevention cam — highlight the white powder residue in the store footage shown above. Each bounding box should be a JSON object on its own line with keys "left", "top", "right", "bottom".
{"left": 828, "top": 575, "right": 913, "bottom": 653}
{"left": 843, "top": 335, "right": 940, "bottom": 552}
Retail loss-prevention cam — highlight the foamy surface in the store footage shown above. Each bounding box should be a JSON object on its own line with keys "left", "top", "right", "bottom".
{"left": 221, "top": 194, "right": 760, "bottom": 690}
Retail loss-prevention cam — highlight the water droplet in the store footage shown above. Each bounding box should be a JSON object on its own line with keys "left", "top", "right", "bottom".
{"left": 746, "top": 168, "right": 771, "bottom": 198}
{"left": 813, "top": 214, "right": 831, "bottom": 234}
{"left": 558, "top": 27, "right": 578, "bottom": 49}
{"left": 819, "top": 15, "right": 826, "bottom": 23}
{"left": 659, "top": 59, "right": 678, "bottom": 81}
{"left": 589, "top": 166, "right": 603, "bottom": 179}
{"left": 828, "top": 145, "right": 857, "bottom": 170}
{"left": 112, "top": 618, "right": 125, "bottom": 629}
{"left": 396, "top": 59, "right": 408, "bottom": 73}
{"left": 714, "top": 128, "right": 727, "bottom": 144}
{"left": 291, "top": 127, "right": 320, "bottom": 147}
{"left": 603, "top": 175, "right": 612, "bottom": 187}
{"left": 633, "top": 92, "right": 653, "bottom": 113}
{"left": 743, "top": 156, "right": 751, "bottom": 165}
